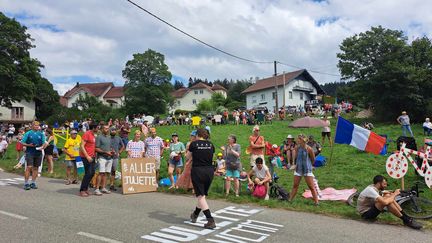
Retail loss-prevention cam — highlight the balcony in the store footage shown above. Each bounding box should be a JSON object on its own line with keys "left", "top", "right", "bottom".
{"left": 292, "top": 85, "right": 313, "bottom": 92}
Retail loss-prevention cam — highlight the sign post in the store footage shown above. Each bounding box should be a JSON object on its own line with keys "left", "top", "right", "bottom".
{"left": 121, "top": 158, "right": 158, "bottom": 195}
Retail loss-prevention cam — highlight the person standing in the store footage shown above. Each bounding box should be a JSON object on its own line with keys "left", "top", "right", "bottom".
{"left": 168, "top": 133, "right": 185, "bottom": 189}
{"left": 289, "top": 134, "right": 319, "bottom": 205}
{"left": 109, "top": 127, "right": 125, "bottom": 191}
{"left": 20, "top": 121, "right": 47, "bottom": 190}
{"left": 15, "top": 129, "right": 24, "bottom": 161}
{"left": 144, "top": 128, "right": 164, "bottom": 182}
{"left": 94, "top": 125, "right": 114, "bottom": 195}
{"left": 189, "top": 128, "right": 216, "bottom": 229}
{"left": 397, "top": 111, "right": 414, "bottom": 137}
{"left": 120, "top": 122, "right": 131, "bottom": 147}
{"left": 62, "top": 130, "right": 81, "bottom": 185}
{"left": 79, "top": 123, "right": 99, "bottom": 197}
{"left": 44, "top": 129, "right": 55, "bottom": 174}
{"left": 222, "top": 135, "right": 241, "bottom": 197}
{"left": 248, "top": 125, "right": 265, "bottom": 168}
{"left": 7, "top": 124, "right": 15, "bottom": 142}
{"left": 141, "top": 120, "right": 150, "bottom": 137}
{"left": 321, "top": 116, "right": 332, "bottom": 146}
{"left": 126, "top": 130, "right": 145, "bottom": 158}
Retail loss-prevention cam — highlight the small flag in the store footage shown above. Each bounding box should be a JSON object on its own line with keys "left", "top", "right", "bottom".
{"left": 335, "top": 116, "right": 386, "bottom": 155}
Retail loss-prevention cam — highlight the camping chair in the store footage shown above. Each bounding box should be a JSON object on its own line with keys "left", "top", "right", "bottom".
{"left": 256, "top": 113, "right": 265, "bottom": 125}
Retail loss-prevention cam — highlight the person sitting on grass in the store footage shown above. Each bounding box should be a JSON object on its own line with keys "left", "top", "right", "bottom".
{"left": 247, "top": 157, "right": 271, "bottom": 200}
{"left": 307, "top": 135, "right": 322, "bottom": 156}
{"left": 357, "top": 175, "right": 422, "bottom": 229}
{"left": 214, "top": 152, "right": 225, "bottom": 176}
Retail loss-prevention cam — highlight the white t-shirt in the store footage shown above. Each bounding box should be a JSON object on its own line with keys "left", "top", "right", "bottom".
{"left": 357, "top": 185, "right": 381, "bottom": 214}
{"left": 8, "top": 126, "right": 15, "bottom": 135}
{"left": 216, "top": 159, "right": 225, "bottom": 170}
{"left": 252, "top": 165, "right": 269, "bottom": 179}
{"left": 322, "top": 120, "right": 331, "bottom": 133}
{"left": 423, "top": 122, "right": 432, "bottom": 129}
{"left": 0, "top": 140, "right": 8, "bottom": 152}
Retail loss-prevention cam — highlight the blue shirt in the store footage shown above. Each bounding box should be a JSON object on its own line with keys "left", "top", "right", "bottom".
{"left": 21, "top": 130, "right": 46, "bottom": 155}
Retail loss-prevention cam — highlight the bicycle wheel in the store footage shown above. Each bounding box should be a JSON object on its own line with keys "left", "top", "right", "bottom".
{"left": 399, "top": 197, "right": 432, "bottom": 219}
{"left": 347, "top": 192, "right": 359, "bottom": 208}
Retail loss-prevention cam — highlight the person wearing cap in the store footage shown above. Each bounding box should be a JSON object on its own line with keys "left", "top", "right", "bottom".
{"left": 20, "top": 121, "right": 47, "bottom": 190}
{"left": 126, "top": 130, "right": 145, "bottom": 158}
{"left": 176, "top": 130, "right": 197, "bottom": 190}
{"left": 94, "top": 125, "right": 114, "bottom": 195}
{"left": 141, "top": 120, "right": 150, "bottom": 137}
{"left": 248, "top": 125, "right": 265, "bottom": 168}
{"left": 307, "top": 135, "right": 322, "bottom": 156}
{"left": 282, "top": 134, "right": 297, "bottom": 170}
{"left": 144, "top": 127, "right": 164, "bottom": 182}
{"left": 168, "top": 133, "right": 186, "bottom": 189}
{"left": 214, "top": 152, "right": 225, "bottom": 176}
{"left": 397, "top": 111, "right": 414, "bottom": 137}
{"left": 62, "top": 130, "right": 81, "bottom": 185}
{"left": 109, "top": 127, "right": 125, "bottom": 191}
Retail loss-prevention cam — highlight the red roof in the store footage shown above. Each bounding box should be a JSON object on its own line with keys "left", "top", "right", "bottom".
{"left": 171, "top": 82, "right": 216, "bottom": 98}
{"left": 64, "top": 82, "right": 113, "bottom": 98}
{"left": 211, "top": 84, "right": 227, "bottom": 92}
{"left": 59, "top": 96, "right": 68, "bottom": 107}
{"left": 172, "top": 87, "right": 189, "bottom": 98}
{"left": 104, "top": 87, "right": 124, "bottom": 98}
{"left": 241, "top": 69, "right": 325, "bottom": 94}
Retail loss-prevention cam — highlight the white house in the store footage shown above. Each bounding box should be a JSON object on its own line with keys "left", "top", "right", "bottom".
{"left": 60, "top": 82, "right": 125, "bottom": 108}
{"left": 0, "top": 100, "right": 36, "bottom": 124}
{"left": 242, "top": 69, "right": 325, "bottom": 111}
{"left": 170, "top": 82, "right": 227, "bottom": 112}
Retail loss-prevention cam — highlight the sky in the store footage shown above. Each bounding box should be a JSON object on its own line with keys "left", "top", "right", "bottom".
{"left": 2, "top": 0, "right": 432, "bottom": 95}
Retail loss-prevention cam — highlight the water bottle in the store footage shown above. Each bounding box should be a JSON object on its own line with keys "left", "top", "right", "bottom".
{"left": 75, "top": 156, "right": 85, "bottom": 175}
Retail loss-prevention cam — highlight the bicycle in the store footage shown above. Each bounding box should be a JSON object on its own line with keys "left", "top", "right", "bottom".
{"left": 347, "top": 181, "right": 432, "bottom": 219}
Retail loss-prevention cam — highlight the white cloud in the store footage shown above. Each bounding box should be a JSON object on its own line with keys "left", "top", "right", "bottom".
{"left": 2, "top": 0, "right": 432, "bottom": 95}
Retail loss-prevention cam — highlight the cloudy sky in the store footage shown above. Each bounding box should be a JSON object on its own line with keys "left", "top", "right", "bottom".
{"left": 2, "top": 0, "right": 432, "bottom": 95}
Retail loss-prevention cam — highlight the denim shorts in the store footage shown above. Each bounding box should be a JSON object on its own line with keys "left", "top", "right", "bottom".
{"left": 169, "top": 157, "right": 183, "bottom": 167}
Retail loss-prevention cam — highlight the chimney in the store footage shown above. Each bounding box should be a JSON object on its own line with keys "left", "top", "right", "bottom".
{"left": 76, "top": 82, "right": 80, "bottom": 87}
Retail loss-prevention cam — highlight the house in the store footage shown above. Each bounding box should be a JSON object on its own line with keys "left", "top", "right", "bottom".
{"left": 170, "top": 82, "right": 227, "bottom": 112}
{"left": 242, "top": 69, "right": 325, "bottom": 112}
{"left": 61, "top": 82, "right": 125, "bottom": 108}
{"left": 0, "top": 100, "right": 36, "bottom": 124}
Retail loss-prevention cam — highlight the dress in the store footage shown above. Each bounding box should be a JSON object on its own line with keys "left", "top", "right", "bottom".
{"left": 176, "top": 159, "right": 193, "bottom": 189}
{"left": 294, "top": 146, "right": 313, "bottom": 177}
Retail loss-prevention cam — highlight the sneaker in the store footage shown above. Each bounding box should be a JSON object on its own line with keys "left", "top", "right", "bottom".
{"left": 109, "top": 185, "right": 117, "bottom": 191}
{"left": 71, "top": 180, "right": 79, "bottom": 184}
{"left": 264, "top": 194, "right": 269, "bottom": 200}
{"left": 30, "top": 183, "right": 38, "bottom": 189}
{"left": 94, "top": 189, "right": 103, "bottom": 196}
{"left": 24, "top": 184, "right": 31, "bottom": 190}
{"left": 190, "top": 212, "right": 198, "bottom": 223}
{"left": 204, "top": 218, "right": 216, "bottom": 229}
{"left": 101, "top": 188, "right": 111, "bottom": 194}
{"left": 404, "top": 218, "right": 423, "bottom": 230}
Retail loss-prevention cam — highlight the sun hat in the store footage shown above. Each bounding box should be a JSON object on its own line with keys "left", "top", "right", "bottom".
{"left": 286, "top": 134, "right": 293, "bottom": 139}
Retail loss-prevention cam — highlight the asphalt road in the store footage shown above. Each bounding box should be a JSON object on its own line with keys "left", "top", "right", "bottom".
{"left": 0, "top": 171, "right": 431, "bottom": 243}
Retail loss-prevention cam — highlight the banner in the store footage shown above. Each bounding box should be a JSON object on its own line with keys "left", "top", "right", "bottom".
{"left": 121, "top": 158, "right": 157, "bottom": 194}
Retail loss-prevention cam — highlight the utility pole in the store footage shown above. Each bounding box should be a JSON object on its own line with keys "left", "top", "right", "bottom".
{"left": 283, "top": 71, "right": 286, "bottom": 119}
{"left": 274, "top": 61, "right": 279, "bottom": 117}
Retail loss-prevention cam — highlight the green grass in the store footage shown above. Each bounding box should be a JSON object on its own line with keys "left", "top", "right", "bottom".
{"left": 1, "top": 118, "right": 432, "bottom": 229}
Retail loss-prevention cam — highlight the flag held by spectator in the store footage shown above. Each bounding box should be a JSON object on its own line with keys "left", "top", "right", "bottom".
{"left": 335, "top": 116, "right": 386, "bottom": 155}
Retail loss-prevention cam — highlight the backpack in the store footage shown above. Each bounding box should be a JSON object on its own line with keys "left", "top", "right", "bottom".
{"left": 270, "top": 184, "right": 289, "bottom": 200}
{"left": 314, "top": 155, "right": 326, "bottom": 167}
{"left": 252, "top": 184, "right": 267, "bottom": 198}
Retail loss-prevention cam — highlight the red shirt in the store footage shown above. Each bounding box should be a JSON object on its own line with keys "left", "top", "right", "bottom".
{"left": 80, "top": 131, "right": 96, "bottom": 158}
{"left": 249, "top": 135, "right": 264, "bottom": 155}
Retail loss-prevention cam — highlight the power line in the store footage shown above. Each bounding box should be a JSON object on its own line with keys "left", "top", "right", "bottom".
{"left": 125, "top": 0, "right": 341, "bottom": 77}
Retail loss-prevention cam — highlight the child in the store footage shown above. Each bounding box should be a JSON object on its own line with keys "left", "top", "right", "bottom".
{"left": 15, "top": 129, "right": 25, "bottom": 161}
{"left": 215, "top": 152, "right": 226, "bottom": 176}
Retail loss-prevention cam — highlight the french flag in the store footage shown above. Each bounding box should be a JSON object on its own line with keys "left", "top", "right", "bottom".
{"left": 334, "top": 116, "right": 386, "bottom": 155}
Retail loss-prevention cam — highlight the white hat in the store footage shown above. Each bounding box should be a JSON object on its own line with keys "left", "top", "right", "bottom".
{"left": 286, "top": 134, "right": 293, "bottom": 139}
{"left": 253, "top": 125, "right": 260, "bottom": 132}
{"left": 272, "top": 144, "right": 278, "bottom": 149}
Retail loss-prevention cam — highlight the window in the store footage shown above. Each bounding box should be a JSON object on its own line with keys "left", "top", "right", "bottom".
{"left": 300, "top": 93, "right": 304, "bottom": 100}
{"left": 289, "top": 91, "right": 293, "bottom": 99}
{"left": 199, "top": 90, "right": 204, "bottom": 94}
{"left": 192, "top": 99, "right": 196, "bottom": 104}
{"left": 261, "top": 94, "right": 265, "bottom": 100}
{"left": 194, "top": 90, "right": 198, "bottom": 95}
{"left": 11, "top": 107, "right": 24, "bottom": 120}
{"left": 177, "top": 100, "right": 181, "bottom": 105}
{"left": 272, "top": 92, "right": 276, "bottom": 100}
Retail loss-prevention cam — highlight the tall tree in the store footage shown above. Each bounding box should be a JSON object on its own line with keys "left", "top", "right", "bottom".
{"left": 122, "top": 49, "right": 173, "bottom": 114}
{"left": 173, "top": 80, "right": 185, "bottom": 90}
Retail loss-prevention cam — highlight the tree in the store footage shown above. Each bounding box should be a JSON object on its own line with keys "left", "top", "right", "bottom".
{"left": 336, "top": 26, "right": 432, "bottom": 121}
{"left": 122, "top": 49, "right": 173, "bottom": 114}
{"left": 34, "top": 77, "right": 60, "bottom": 120}
{"left": 321, "top": 81, "right": 348, "bottom": 97}
{"left": 228, "top": 80, "right": 253, "bottom": 103}
{"left": 0, "top": 12, "right": 42, "bottom": 106}
{"left": 173, "top": 80, "right": 185, "bottom": 90}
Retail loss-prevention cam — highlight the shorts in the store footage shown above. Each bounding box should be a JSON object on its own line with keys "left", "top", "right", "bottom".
{"left": 16, "top": 142, "right": 24, "bottom": 151}
{"left": 7, "top": 133, "right": 13, "bottom": 138}
{"left": 191, "top": 166, "right": 214, "bottom": 197}
{"left": 44, "top": 145, "right": 54, "bottom": 156}
{"left": 294, "top": 171, "right": 314, "bottom": 177}
{"left": 361, "top": 205, "right": 382, "bottom": 219}
{"left": 321, "top": 132, "right": 331, "bottom": 138}
{"left": 250, "top": 154, "right": 265, "bottom": 167}
{"left": 225, "top": 169, "right": 240, "bottom": 178}
{"left": 152, "top": 157, "right": 161, "bottom": 170}
{"left": 26, "top": 153, "right": 42, "bottom": 167}
{"left": 65, "top": 160, "right": 76, "bottom": 167}
{"left": 169, "top": 157, "right": 183, "bottom": 168}
{"left": 98, "top": 157, "right": 113, "bottom": 173}
{"left": 111, "top": 158, "right": 119, "bottom": 174}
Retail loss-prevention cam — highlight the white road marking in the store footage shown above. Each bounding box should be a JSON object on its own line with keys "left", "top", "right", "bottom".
{"left": 77, "top": 232, "right": 123, "bottom": 243}
{"left": 0, "top": 210, "right": 28, "bottom": 220}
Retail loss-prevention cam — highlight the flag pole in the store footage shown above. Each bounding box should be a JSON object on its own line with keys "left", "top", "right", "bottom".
{"left": 328, "top": 115, "right": 339, "bottom": 166}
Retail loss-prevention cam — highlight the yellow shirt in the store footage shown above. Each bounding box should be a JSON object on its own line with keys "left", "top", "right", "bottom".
{"left": 64, "top": 135, "right": 82, "bottom": 160}
{"left": 191, "top": 116, "right": 201, "bottom": 126}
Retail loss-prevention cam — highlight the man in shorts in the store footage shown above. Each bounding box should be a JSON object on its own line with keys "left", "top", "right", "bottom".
{"left": 109, "top": 127, "right": 124, "bottom": 191}
{"left": 357, "top": 175, "right": 422, "bottom": 229}
{"left": 95, "top": 125, "right": 114, "bottom": 195}
{"left": 321, "top": 116, "right": 332, "bottom": 146}
{"left": 145, "top": 127, "right": 164, "bottom": 183}
{"left": 247, "top": 157, "right": 271, "bottom": 200}
{"left": 20, "top": 121, "right": 47, "bottom": 190}
{"left": 62, "top": 130, "right": 81, "bottom": 185}
{"left": 248, "top": 125, "right": 265, "bottom": 167}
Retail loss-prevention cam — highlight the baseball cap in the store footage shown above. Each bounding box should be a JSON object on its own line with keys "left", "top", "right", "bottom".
{"left": 205, "top": 126, "right": 211, "bottom": 133}
{"left": 172, "top": 132, "right": 178, "bottom": 137}
{"left": 110, "top": 127, "right": 117, "bottom": 132}
{"left": 190, "top": 130, "right": 197, "bottom": 136}
{"left": 217, "top": 152, "right": 223, "bottom": 157}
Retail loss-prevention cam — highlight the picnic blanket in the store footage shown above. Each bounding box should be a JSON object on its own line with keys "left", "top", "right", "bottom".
{"left": 302, "top": 187, "right": 357, "bottom": 201}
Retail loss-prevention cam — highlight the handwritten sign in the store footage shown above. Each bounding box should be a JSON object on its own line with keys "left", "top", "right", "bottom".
{"left": 121, "top": 158, "right": 157, "bottom": 194}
